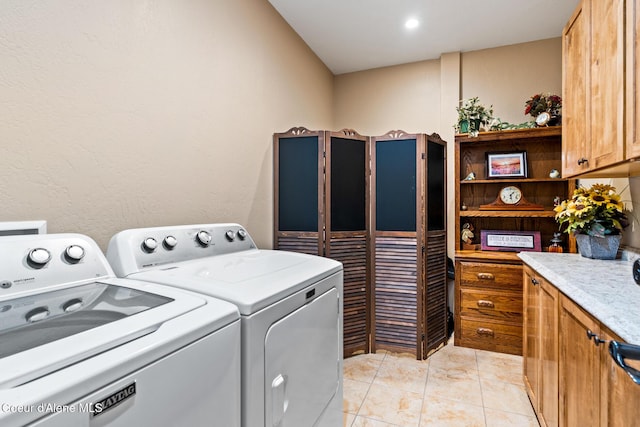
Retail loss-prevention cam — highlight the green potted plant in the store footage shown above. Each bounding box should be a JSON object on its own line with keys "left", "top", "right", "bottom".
{"left": 554, "top": 183, "right": 628, "bottom": 259}
{"left": 455, "top": 97, "right": 494, "bottom": 136}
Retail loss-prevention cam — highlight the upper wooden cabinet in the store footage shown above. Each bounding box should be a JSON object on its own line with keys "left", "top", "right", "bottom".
{"left": 627, "top": 0, "right": 640, "bottom": 158}
{"left": 563, "top": 1, "right": 590, "bottom": 176}
{"left": 563, "top": 0, "right": 633, "bottom": 177}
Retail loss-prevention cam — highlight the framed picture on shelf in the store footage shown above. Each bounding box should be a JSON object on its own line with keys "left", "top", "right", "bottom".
{"left": 480, "top": 230, "right": 541, "bottom": 252}
{"left": 486, "top": 151, "right": 528, "bottom": 178}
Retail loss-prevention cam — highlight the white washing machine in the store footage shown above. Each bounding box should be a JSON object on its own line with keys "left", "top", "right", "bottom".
{"left": 107, "top": 223, "right": 343, "bottom": 427}
{"left": 0, "top": 233, "right": 241, "bottom": 427}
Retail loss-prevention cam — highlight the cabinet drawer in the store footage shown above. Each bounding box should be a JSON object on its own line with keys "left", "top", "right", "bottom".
{"left": 458, "top": 318, "right": 522, "bottom": 355}
{"left": 460, "top": 288, "right": 522, "bottom": 321}
{"left": 459, "top": 262, "right": 522, "bottom": 290}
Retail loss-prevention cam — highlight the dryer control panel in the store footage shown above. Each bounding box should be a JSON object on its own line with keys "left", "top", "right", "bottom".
{"left": 107, "top": 223, "right": 257, "bottom": 277}
{"left": 0, "top": 234, "right": 112, "bottom": 298}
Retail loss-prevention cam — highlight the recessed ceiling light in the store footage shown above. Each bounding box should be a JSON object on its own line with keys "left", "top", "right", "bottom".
{"left": 405, "top": 18, "right": 419, "bottom": 29}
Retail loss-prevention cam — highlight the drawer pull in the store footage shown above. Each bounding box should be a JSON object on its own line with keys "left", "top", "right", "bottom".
{"left": 476, "top": 328, "right": 495, "bottom": 337}
{"left": 477, "top": 300, "right": 495, "bottom": 308}
{"left": 476, "top": 273, "right": 495, "bottom": 280}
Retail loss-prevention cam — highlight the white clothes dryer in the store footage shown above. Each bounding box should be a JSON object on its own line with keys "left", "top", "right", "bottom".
{"left": 0, "top": 233, "right": 241, "bottom": 427}
{"left": 107, "top": 223, "right": 343, "bottom": 427}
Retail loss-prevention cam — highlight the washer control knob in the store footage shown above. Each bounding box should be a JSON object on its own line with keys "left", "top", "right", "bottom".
{"left": 62, "top": 298, "right": 83, "bottom": 312}
{"left": 196, "top": 230, "right": 212, "bottom": 246}
{"left": 237, "top": 229, "right": 247, "bottom": 240}
{"left": 142, "top": 237, "right": 158, "bottom": 253}
{"left": 225, "top": 230, "right": 236, "bottom": 242}
{"left": 163, "top": 235, "right": 178, "bottom": 249}
{"left": 65, "top": 245, "right": 85, "bottom": 262}
{"left": 26, "top": 307, "right": 50, "bottom": 323}
{"left": 28, "top": 248, "right": 51, "bottom": 266}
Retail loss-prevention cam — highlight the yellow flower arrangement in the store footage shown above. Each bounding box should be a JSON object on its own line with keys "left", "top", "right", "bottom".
{"left": 554, "top": 184, "right": 628, "bottom": 237}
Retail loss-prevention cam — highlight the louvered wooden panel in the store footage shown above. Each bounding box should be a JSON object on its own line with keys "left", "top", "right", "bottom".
{"left": 328, "top": 233, "right": 368, "bottom": 356}
{"left": 374, "top": 236, "right": 418, "bottom": 353}
{"left": 424, "top": 231, "right": 447, "bottom": 352}
{"left": 275, "top": 233, "right": 321, "bottom": 256}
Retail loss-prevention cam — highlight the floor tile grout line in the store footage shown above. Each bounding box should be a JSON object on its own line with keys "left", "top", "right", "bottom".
{"left": 473, "top": 349, "right": 489, "bottom": 427}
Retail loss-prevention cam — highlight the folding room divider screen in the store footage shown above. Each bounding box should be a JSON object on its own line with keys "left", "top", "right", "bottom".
{"left": 273, "top": 127, "right": 447, "bottom": 359}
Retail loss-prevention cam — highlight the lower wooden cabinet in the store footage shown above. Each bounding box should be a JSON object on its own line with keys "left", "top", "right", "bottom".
{"left": 559, "top": 294, "right": 601, "bottom": 427}
{"left": 455, "top": 258, "right": 522, "bottom": 355}
{"left": 523, "top": 263, "right": 640, "bottom": 427}
{"left": 523, "top": 265, "right": 559, "bottom": 427}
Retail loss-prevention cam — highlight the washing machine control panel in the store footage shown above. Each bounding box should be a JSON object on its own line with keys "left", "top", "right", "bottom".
{"left": 0, "top": 234, "right": 111, "bottom": 298}
{"left": 107, "top": 223, "right": 257, "bottom": 276}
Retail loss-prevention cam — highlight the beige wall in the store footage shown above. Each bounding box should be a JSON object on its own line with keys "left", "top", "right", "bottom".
{"left": 333, "top": 60, "right": 441, "bottom": 136}
{"left": 0, "top": 0, "right": 333, "bottom": 250}
{"left": 462, "top": 38, "right": 563, "bottom": 124}
{"left": 334, "top": 38, "right": 563, "bottom": 255}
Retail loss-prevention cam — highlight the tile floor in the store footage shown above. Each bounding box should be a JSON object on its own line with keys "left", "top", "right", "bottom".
{"left": 343, "top": 341, "right": 539, "bottom": 427}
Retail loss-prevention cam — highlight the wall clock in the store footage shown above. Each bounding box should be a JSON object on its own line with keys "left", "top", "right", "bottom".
{"left": 479, "top": 185, "right": 544, "bottom": 210}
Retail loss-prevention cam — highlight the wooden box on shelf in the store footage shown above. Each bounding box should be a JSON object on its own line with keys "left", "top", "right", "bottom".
{"left": 454, "top": 127, "right": 575, "bottom": 355}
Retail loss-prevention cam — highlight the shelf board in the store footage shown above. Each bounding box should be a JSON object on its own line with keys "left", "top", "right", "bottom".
{"left": 460, "top": 178, "right": 568, "bottom": 184}
{"left": 460, "top": 210, "right": 557, "bottom": 218}
{"left": 455, "top": 126, "right": 562, "bottom": 143}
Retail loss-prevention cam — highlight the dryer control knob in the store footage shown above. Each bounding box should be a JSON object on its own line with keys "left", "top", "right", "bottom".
{"left": 163, "top": 235, "right": 178, "bottom": 249}
{"left": 28, "top": 248, "right": 51, "bottom": 266}
{"left": 196, "top": 230, "right": 212, "bottom": 246}
{"left": 142, "top": 238, "right": 158, "bottom": 253}
{"left": 237, "top": 229, "right": 247, "bottom": 240}
{"left": 65, "top": 245, "right": 85, "bottom": 262}
{"left": 225, "top": 230, "right": 236, "bottom": 242}
{"left": 26, "top": 307, "right": 50, "bottom": 323}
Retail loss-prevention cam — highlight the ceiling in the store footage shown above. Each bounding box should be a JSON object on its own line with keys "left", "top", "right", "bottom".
{"left": 268, "top": 0, "right": 580, "bottom": 75}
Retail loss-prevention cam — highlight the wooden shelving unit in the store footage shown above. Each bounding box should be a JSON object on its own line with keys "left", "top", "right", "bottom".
{"left": 453, "top": 127, "right": 575, "bottom": 355}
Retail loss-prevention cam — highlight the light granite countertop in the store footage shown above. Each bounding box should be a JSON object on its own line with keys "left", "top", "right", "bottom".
{"left": 518, "top": 252, "right": 640, "bottom": 345}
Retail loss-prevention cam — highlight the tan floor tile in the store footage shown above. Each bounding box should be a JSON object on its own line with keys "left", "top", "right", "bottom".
{"left": 428, "top": 344, "right": 478, "bottom": 373}
{"left": 352, "top": 415, "right": 402, "bottom": 426}
{"left": 480, "top": 377, "right": 536, "bottom": 417}
{"left": 343, "top": 378, "right": 370, "bottom": 414}
{"left": 358, "top": 383, "right": 423, "bottom": 427}
{"left": 419, "top": 395, "right": 486, "bottom": 427}
{"left": 344, "top": 354, "right": 384, "bottom": 383}
{"left": 373, "top": 354, "right": 429, "bottom": 394}
{"left": 425, "top": 365, "right": 483, "bottom": 407}
{"left": 476, "top": 350, "right": 524, "bottom": 385}
{"left": 344, "top": 412, "right": 357, "bottom": 427}
{"left": 484, "top": 408, "right": 539, "bottom": 427}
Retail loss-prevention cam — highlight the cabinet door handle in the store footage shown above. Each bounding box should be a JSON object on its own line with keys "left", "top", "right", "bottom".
{"left": 476, "top": 328, "right": 495, "bottom": 337}
{"left": 531, "top": 278, "right": 540, "bottom": 286}
{"left": 476, "top": 273, "right": 495, "bottom": 280}
{"left": 577, "top": 157, "right": 589, "bottom": 165}
{"left": 477, "top": 300, "right": 495, "bottom": 308}
{"left": 586, "top": 329, "right": 606, "bottom": 346}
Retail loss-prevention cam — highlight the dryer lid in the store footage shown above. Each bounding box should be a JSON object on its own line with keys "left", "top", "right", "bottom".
{"left": 0, "top": 281, "right": 205, "bottom": 387}
{"left": 129, "top": 249, "right": 342, "bottom": 314}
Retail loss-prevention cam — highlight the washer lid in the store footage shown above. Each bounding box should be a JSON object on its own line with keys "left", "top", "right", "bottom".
{"left": 0, "top": 281, "right": 208, "bottom": 387}
{"left": 129, "top": 249, "right": 342, "bottom": 315}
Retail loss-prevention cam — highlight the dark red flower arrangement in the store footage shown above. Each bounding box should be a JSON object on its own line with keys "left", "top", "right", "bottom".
{"left": 525, "top": 93, "right": 562, "bottom": 118}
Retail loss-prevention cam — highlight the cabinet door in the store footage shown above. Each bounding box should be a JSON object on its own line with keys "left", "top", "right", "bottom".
{"left": 539, "top": 280, "right": 559, "bottom": 427}
{"left": 590, "top": 0, "right": 625, "bottom": 168}
{"left": 523, "top": 266, "right": 540, "bottom": 408}
{"left": 563, "top": 2, "right": 590, "bottom": 176}
{"left": 626, "top": 0, "right": 640, "bottom": 158}
{"left": 600, "top": 331, "right": 640, "bottom": 427}
{"left": 560, "top": 296, "right": 600, "bottom": 427}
